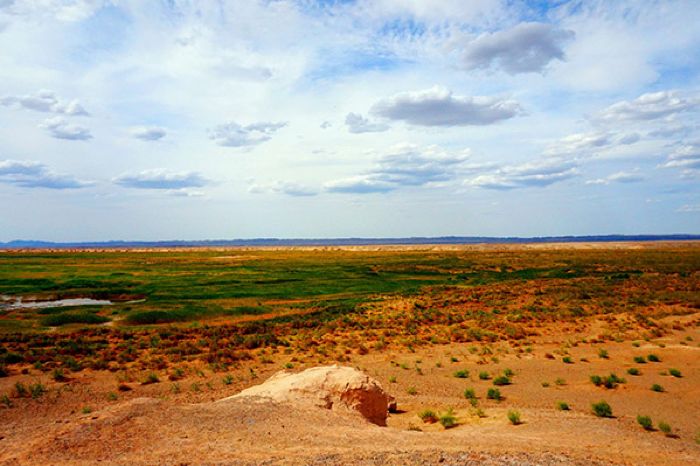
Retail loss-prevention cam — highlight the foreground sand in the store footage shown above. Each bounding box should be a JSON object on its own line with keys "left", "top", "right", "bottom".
{"left": 1, "top": 312, "right": 699, "bottom": 465}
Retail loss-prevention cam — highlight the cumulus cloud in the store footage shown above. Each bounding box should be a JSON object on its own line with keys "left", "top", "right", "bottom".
{"left": 370, "top": 86, "right": 521, "bottom": 126}
{"left": 0, "top": 159, "right": 91, "bottom": 189}
{"left": 460, "top": 22, "right": 574, "bottom": 74}
{"left": 249, "top": 181, "right": 317, "bottom": 197}
{"left": 114, "top": 170, "right": 209, "bottom": 190}
{"left": 661, "top": 144, "right": 700, "bottom": 171}
{"left": 344, "top": 112, "right": 389, "bottom": 133}
{"left": 131, "top": 126, "right": 167, "bottom": 141}
{"left": 40, "top": 117, "right": 92, "bottom": 140}
{"left": 586, "top": 170, "right": 645, "bottom": 185}
{"left": 0, "top": 90, "right": 88, "bottom": 116}
{"left": 596, "top": 91, "right": 700, "bottom": 122}
{"left": 467, "top": 158, "right": 577, "bottom": 190}
{"left": 325, "top": 144, "right": 472, "bottom": 194}
{"left": 546, "top": 131, "right": 611, "bottom": 155}
{"left": 209, "top": 121, "right": 286, "bottom": 147}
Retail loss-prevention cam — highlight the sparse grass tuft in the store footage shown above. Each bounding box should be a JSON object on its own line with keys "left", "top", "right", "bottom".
{"left": 407, "top": 386, "right": 417, "bottom": 395}
{"left": 222, "top": 374, "right": 234, "bottom": 385}
{"left": 598, "top": 349, "right": 609, "bottom": 359}
{"left": 142, "top": 372, "right": 160, "bottom": 385}
{"left": 418, "top": 409, "right": 438, "bottom": 423}
{"left": 439, "top": 408, "right": 458, "bottom": 429}
{"left": 507, "top": 409, "right": 521, "bottom": 425}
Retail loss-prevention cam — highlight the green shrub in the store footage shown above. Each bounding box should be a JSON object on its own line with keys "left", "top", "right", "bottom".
{"left": 418, "top": 409, "right": 438, "bottom": 423}
{"left": 647, "top": 354, "right": 660, "bottom": 362}
{"left": 493, "top": 375, "right": 511, "bottom": 386}
{"left": 503, "top": 368, "right": 514, "bottom": 377}
{"left": 29, "top": 383, "right": 46, "bottom": 399}
{"left": 389, "top": 376, "right": 397, "bottom": 383}
{"left": 555, "top": 377, "right": 566, "bottom": 386}
{"left": 627, "top": 368, "right": 640, "bottom": 376}
{"left": 407, "top": 386, "right": 417, "bottom": 395}
{"left": 633, "top": 356, "right": 646, "bottom": 364}
{"left": 222, "top": 374, "right": 233, "bottom": 385}
{"left": 557, "top": 401, "right": 570, "bottom": 411}
{"left": 1, "top": 394, "right": 11, "bottom": 408}
{"left": 668, "top": 368, "right": 682, "bottom": 378}
{"left": 487, "top": 388, "right": 502, "bottom": 401}
{"left": 439, "top": 408, "right": 457, "bottom": 428}
{"left": 592, "top": 400, "right": 613, "bottom": 418}
{"left": 507, "top": 410, "right": 521, "bottom": 425}
{"left": 52, "top": 368, "right": 67, "bottom": 382}
{"left": 478, "top": 371, "right": 490, "bottom": 380}
{"left": 562, "top": 356, "right": 573, "bottom": 364}
{"left": 637, "top": 415, "right": 653, "bottom": 431}
{"left": 651, "top": 383, "right": 664, "bottom": 392}
{"left": 463, "top": 388, "right": 476, "bottom": 399}
{"left": 658, "top": 421, "right": 672, "bottom": 436}
{"left": 598, "top": 349, "right": 609, "bottom": 359}
{"left": 142, "top": 372, "right": 160, "bottom": 385}
{"left": 13, "top": 382, "right": 27, "bottom": 397}
{"left": 453, "top": 369, "right": 469, "bottom": 379}
{"left": 82, "top": 406, "right": 93, "bottom": 414}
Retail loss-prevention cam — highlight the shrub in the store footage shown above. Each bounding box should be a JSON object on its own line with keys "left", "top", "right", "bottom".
{"left": 478, "top": 371, "right": 490, "bottom": 380}
{"left": 633, "top": 356, "right": 646, "bottom": 364}
{"left": 627, "top": 368, "right": 641, "bottom": 376}
{"left": 598, "top": 349, "right": 609, "bottom": 359}
{"left": 503, "top": 368, "right": 514, "bottom": 377}
{"left": 658, "top": 421, "right": 672, "bottom": 436}
{"left": 453, "top": 369, "right": 469, "bottom": 379}
{"left": 557, "top": 401, "right": 570, "bottom": 411}
{"left": 407, "top": 386, "right": 417, "bottom": 395}
{"left": 637, "top": 415, "right": 653, "bottom": 431}
{"left": 52, "top": 368, "right": 67, "bottom": 382}
{"left": 555, "top": 377, "right": 566, "bottom": 386}
{"left": 493, "top": 376, "right": 511, "bottom": 386}
{"left": 142, "top": 372, "right": 160, "bottom": 385}
{"left": 13, "top": 382, "right": 27, "bottom": 398}
{"left": 541, "top": 381, "right": 550, "bottom": 388}
{"left": 668, "top": 368, "right": 682, "bottom": 378}
{"left": 439, "top": 408, "right": 457, "bottom": 428}
{"left": 222, "top": 374, "right": 233, "bottom": 385}
{"left": 562, "top": 357, "right": 573, "bottom": 364}
{"left": 590, "top": 375, "right": 602, "bottom": 386}
{"left": 107, "top": 392, "right": 118, "bottom": 401}
{"left": 507, "top": 410, "right": 521, "bottom": 425}
{"left": 651, "top": 383, "right": 664, "bottom": 392}
{"left": 1, "top": 394, "right": 12, "bottom": 408}
{"left": 487, "top": 388, "right": 502, "bottom": 401}
{"left": 29, "top": 383, "right": 46, "bottom": 399}
{"left": 82, "top": 406, "right": 93, "bottom": 414}
{"left": 389, "top": 376, "right": 397, "bottom": 383}
{"left": 418, "top": 409, "right": 438, "bottom": 423}
{"left": 590, "top": 373, "right": 625, "bottom": 389}
{"left": 463, "top": 388, "right": 476, "bottom": 399}
{"left": 647, "top": 354, "right": 660, "bottom": 362}
{"left": 592, "top": 400, "right": 613, "bottom": 418}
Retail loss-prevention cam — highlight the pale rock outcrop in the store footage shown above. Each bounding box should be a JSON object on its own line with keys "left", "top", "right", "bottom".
{"left": 219, "top": 365, "right": 395, "bottom": 426}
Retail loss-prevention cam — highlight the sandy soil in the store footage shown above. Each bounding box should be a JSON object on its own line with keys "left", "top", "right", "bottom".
{"left": 1, "top": 313, "right": 699, "bottom": 465}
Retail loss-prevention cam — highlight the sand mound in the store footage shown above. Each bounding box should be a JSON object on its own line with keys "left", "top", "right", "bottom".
{"left": 220, "top": 365, "right": 394, "bottom": 426}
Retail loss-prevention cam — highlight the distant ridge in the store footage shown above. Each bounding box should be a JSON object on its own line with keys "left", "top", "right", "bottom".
{"left": 1, "top": 235, "right": 699, "bottom": 249}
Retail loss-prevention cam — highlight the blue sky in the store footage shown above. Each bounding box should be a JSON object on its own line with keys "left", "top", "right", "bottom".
{"left": 0, "top": 0, "right": 699, "bottom": 241}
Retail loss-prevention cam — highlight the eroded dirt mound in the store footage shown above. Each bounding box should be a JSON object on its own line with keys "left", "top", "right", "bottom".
{"left": 220, "top": 365, "right": 394, "bottom": 426}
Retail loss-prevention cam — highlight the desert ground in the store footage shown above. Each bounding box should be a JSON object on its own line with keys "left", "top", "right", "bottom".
{"left": 0, "top": 242, "right": 699, "bottom": 465}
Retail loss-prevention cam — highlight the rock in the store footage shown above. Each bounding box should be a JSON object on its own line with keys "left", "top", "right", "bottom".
{"left": 220, "top": 365, "right": 394, "bottom": 426}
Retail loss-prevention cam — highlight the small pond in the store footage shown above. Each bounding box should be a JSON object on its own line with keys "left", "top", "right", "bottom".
{"left": 0, "top": 296, "right": 113, "bottom": 310}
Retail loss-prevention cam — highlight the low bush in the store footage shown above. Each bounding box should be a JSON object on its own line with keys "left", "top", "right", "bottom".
{"left": 492, "top": 375, "right": 511, "bottom": 386}
{"left": 658, "top": 421, "right": 672, "bottom": 436}
{"left": 627, "top": 368, "right": 640, "bottom": 376}
{"left": 40, "top": 312, "right": 110, "bottom": 327}
{"left": 668, "top": 368, "right": 682, "bottom": 378}
{"left": 478, "top": 371, "right": 490, "bottom": 380}
{"left": 463, "top": 388, "right": 476, "bottom": 399}
{"left": 651, "top": 383, "right": 664, "bottom": 392}
{"left": 637, "top": 415, "right": 653, "bottom": 431}
{"left": 557, "top": 401, "right": 570, "bottom": 411}
{"left": 592, "top": 400, "right": 613, "bottom": 418}
{"left": 453, "top": 369, "right": 469, "bottom": 379}
{"left": 647, "top": 354, "right": 660, "bottom": 362}
{"left": 439, "top": 408, "right": 458, "bottom": 428}
{"left": 418, "top": 409, "right": 438, "bottom": 423}
{"left": 633, "top": 356, "right": 647, "bottom": 364}
{"left": 487, "top": 387, "right": 502, "bottom": 401}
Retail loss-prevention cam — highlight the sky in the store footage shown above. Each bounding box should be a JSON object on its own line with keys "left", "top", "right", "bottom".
{"left": 1, "top": 0, "right": 699, "bottom": 241}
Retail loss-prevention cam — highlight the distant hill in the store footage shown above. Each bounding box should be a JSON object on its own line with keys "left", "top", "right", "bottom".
{"left": 1, "top": 235, "right": 699, "bottom": 249}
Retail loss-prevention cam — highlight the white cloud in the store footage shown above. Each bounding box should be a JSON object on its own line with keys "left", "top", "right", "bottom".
{"left": 114, "top": 170, "right": 209, "bottom": 190}
{"left": 677, "top": 203, "right": 700, "bottom": 213}
{"left": 40, "top": 117, "right": 92, "bottom": 140}
{"left": 596, "top": 91, "right": 700, "bottom": 122}
{"left": 662, "top": 144, "right": 700, "bottom": 170}
{"left": 460, "top": 22, "right": 574, "bottom": 74}
{"left": 546, "top": 131, "right": 611, "bottom": 155}
{"left": 371, "top": 86, "right": 521, "bottom": 126}
{"left": 1, "top": 90, "right": 88, "bottom": 116}
{"left": 131, "top": 126, "right": 167, "bottom": 141}
{"left": 344, "top": 112, "right": 389, "bottom": 133}
{"left": 0, "top": 159, "right": 91, "bottom": 189}
{"left": 249, "top": 181, "right": 317, "bottom": 197}
{"left": 468, "top": 158, "right": 577, "bottom": 190}
{"left": 325, "top": 143, "right": 472, "bottom": 194}
{"left": 209, "top": 121, "right": 287, "bottom": 147}
{"left": 586, "top": 170, "right": 645, "bottom": 185}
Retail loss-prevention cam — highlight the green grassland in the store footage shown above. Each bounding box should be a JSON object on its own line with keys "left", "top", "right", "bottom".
{"left": 0, "top": 245, "right": 698, "bottom": 373}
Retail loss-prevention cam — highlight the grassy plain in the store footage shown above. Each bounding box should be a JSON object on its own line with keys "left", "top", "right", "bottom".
{"left": 0, "top": 242, "right": 699, "bottom": 464}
